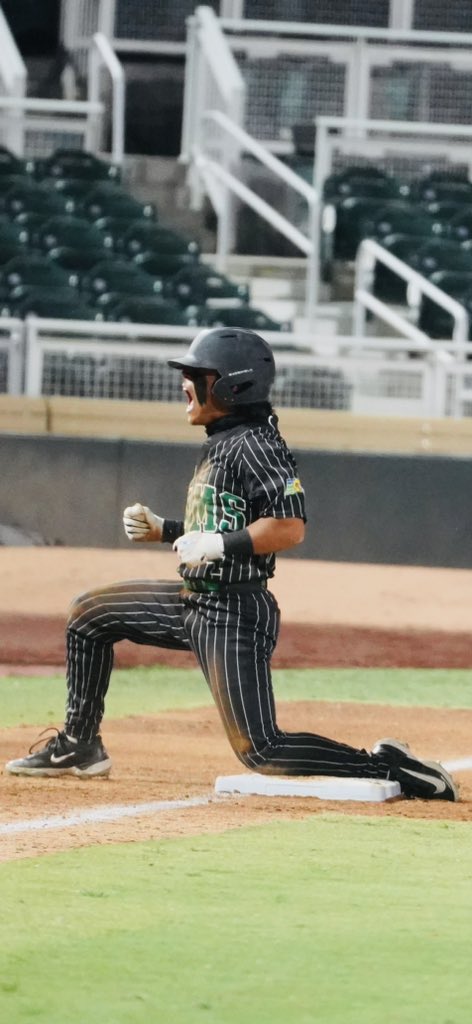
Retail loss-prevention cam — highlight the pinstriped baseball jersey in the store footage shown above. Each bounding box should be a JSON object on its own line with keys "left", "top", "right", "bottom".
{"left": 62, "top": 411, "right": 386, "bottom": 784}
{"left": 172, "top": 415, "right": 306, "bottom": 585}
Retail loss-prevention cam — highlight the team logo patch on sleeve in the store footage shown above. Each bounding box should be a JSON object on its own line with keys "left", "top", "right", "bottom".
{"left": 284, "top": 477, "right": 304, "bottom": 496}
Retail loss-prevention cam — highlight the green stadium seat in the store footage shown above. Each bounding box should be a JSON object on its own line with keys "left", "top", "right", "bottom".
{"left": 166, "top": 264, "right": 250, "bottom": 305}
{"left": 92, "top": 216, "right": 147, "bottom": 251}
{"left": 0, "top": 253, "right": 76, "bottom": 300}
{"left": 0, "top": 146, "right": 28, "bottom": 177}
{"left": 34, "top": 148, "right": 121, "bottom": 183}
{"left": 443, "top": 209, "right": 472, "bottom": 244}
{"left": 121, "top": 223, "right": 198, "bottom": 258}
{"left": 78, "top": 183, "right": 155, "bottom": 222}
{"left": 322, "top": 196, "right": 387, "bottom": 264}
{"left": 372, "top": 234, "right": 423, "bottom": 303}
{"left": 420, "top": 200, "right": 472, "bottom": 235}
{"left": 134, "top": 250, "right": 200, "bottom": 278}
{"left": 323, "top": 173, "right": 407, "bottom": 202}
{"left": 4, "top": 180, "right": 71, "bottom": 218}
{"left": 6, "top": 286, "right": 99, "bottom": 321}
{"left": 36, "top": 215, "right": 111, "bottom": 254}
{"left": 361, "top": 202, "right": 438, "bottom": 243}
{"left": 195, "top": 305, "right": 288, "bottom": 331}
{"left": 410, "top": 239, "right": 472, "bottom": 278}
{"left": 105, "top": 296, "right": 195, "bottom": 325}
{"left": 0, "top": 241, "right": 30, "bottom": 269}
{"left": 414, "top": 180, "right": 472, "bottom": 205}
{"left": 47, "top": 246, "right": 116, "bottom": 275}
{"left": 418, "top": 270, "right": 472, "bottom": 339}
{"left": 0, "top": 219, "right": 30, "bottom": 246}
{"left": 79, "top": 258, "right": 164, "bottom": 301}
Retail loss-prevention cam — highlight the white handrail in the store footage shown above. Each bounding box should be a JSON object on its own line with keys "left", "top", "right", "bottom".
{"left": 316, "top": 115, "right": 472, "bottom": 138}
{"left": 195, "top": 109, "right": 319, "bottom": 321}
{"left": 194, "top": 153, "right": 312, "bottom": 254}
{"left": 354, "top": 239, "right": 470, "bottom": 347}
{"left": 202, "top": 110, "right": 316, "bottom": 203}
{"left": 0, "top": 6, "right": 27, "bottom": 92}
{"left": 221, "top": 18, "right": 472, "bottom": 47}
{"left": 88, "top": 32, "right": 125, "bottom": 164}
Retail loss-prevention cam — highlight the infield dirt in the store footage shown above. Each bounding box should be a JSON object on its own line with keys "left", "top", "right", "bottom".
{"left": 1, "top": 547, "right": 471, "bottom": 860}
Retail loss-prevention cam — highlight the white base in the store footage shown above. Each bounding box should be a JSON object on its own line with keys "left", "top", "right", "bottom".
{"left": 214, "top": 773, "right": 401, "bottom": 803}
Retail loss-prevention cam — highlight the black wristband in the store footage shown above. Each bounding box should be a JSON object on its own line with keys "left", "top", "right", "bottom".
{"left": 162, "top": 519, "right": 184, "bottom": 545}
{"left": 221, "top": 528, "right": 254, "bottom": 557}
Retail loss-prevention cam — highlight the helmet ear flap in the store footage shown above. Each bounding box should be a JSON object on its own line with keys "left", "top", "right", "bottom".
{"left": 212, "top": 370, "right": 255, "bottom": 406}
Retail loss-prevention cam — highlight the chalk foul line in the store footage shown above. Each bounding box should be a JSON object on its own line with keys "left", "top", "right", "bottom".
{"left": 0, "top": 795, "right": 212, "bottom": 836}
{"left": 2, "top": 757, "right": 472, "bottom": 838}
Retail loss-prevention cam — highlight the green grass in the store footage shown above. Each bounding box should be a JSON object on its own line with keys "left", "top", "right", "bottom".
{"left": 1, "top": 816, "right": 472, "bottom": 1024}
{"left": 2, "top": 666, "right": 472, "bottom": 728}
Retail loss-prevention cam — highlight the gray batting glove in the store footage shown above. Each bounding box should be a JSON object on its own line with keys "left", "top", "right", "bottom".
{"left": 123, "top": 503, "right": 164, "bottom": 542}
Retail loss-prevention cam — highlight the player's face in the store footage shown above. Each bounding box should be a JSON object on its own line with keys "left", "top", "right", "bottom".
{"left": 182, "top": 371, "right": 225, "bottom": 425}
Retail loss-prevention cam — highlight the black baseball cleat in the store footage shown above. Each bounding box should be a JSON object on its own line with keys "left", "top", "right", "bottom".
{"left": 372, "top": 737, "right": 458, "bottom": 801}
{"left": 4, "top": 728, "right": 112, "bottom": 778}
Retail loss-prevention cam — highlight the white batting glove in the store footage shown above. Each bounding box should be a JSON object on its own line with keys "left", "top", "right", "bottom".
{"left": 173, "top": 531, "right": 224, "bottom": 567}
{"left": 123, "top": 503, "right": 164, "bottom": 543}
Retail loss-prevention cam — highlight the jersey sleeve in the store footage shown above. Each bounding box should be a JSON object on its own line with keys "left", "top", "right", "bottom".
{"left": 240, "top": 431, "right": 306, "bottom": 521}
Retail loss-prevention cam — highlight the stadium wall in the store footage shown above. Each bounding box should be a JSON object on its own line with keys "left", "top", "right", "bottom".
{"left": 1, "top": 426, "right": 470, "bottom": 568}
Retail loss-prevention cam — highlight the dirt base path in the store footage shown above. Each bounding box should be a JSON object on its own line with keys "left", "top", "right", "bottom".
{"left": 1, "top": 549, "right": 471, "bottom": 860}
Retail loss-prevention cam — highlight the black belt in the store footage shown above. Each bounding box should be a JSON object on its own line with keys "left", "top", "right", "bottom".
{"left": 183, "top": 579, "right": 267, "bottom": 595}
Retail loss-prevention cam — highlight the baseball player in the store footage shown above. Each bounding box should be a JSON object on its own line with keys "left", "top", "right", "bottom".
{"left": 5, "top": 328, "right": 457, "bottom": 800}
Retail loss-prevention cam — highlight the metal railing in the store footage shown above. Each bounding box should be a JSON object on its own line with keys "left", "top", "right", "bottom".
{"left": 192, "top": 109, "right": 319, "bottom": 320}
{"left": 88, "top": 32, "right": 125, "bottom": 164}
{"left": 353, "top": 238, "right": 470, "bottom": 348}
{"left": 17, "top": 315, "right": 472, "bottom": 419}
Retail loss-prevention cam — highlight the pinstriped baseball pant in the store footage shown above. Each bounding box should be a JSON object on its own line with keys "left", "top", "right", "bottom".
{"left": 65, "top": 579, "right": 387, "bottom": 779}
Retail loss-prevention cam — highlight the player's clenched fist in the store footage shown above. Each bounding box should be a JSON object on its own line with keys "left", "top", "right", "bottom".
{"left": 123, "top": 502, "right": 164, "bottom": 542}
{"left": 173, "top": 531, "right": 224, "bottom": 567}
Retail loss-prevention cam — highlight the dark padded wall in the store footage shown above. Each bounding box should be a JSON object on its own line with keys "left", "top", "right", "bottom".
{"left": 0, "top": 434, "right": 470, "bottom": 567}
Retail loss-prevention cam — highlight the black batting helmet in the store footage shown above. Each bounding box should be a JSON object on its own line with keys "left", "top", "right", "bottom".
{"left": 167, "top": 327, "right": 275, "bottom": 407}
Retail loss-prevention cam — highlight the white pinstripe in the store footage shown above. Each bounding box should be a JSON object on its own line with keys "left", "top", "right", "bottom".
{"left": 60, "top": 418, "right": 386, "bottom": 779}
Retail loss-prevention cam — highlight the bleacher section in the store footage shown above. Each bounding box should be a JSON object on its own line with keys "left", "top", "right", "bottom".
{"left": 0, "top": 145, "right": 287, "bottom": 331}
{"left": 321, "top": 166, "right": 472, "bottom": 339}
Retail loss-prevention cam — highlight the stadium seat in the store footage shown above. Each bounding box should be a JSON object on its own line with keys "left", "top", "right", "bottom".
{"left": 92, "top": 216, "right": 148, "bottom": 252}
{"left": 410, "top": 239, "right": 472, "bottom": 278}
{"left": 0, "top": 253, "right": 76, "bottom": 300}
{"left": 4, "top": 180, "right": 71, "bottom": 218}
{"left": 420, "top": 200, "right": 472, "bottom": 235}
{"left": 322, "top": 173, "right": 406, "bottom": 202}
{"left": 34, "top": 148, "right": 121, "bottom": 183}
{"left": 36, "top": 215, "right": 111, "bottom": 254}
{"left": 47, "top": 246, "right": 116, "bottom": 275}
{"left": 361, "top": 202, "right": 438, "bottom": 243}
{"left": 42, "top": 176, "right": 104, "bottom": 208}
{"left": 195, "top": 305, "right": 288, "bottom": 331}
{"left": 0, "top": 173, "right": 32, "bottom": 196}
{"left": 372, "top": 234, "right": 423, "bottom": 303}
{"left": 78, "top": 183, "right": 155, "bottom": 222}
{"left": 6, "top": 286, "right": 100, "bottom": 321}
{"left": 0, "top": 145, "right": 29, "bottom": 177}
{"left": 0, "top": 219, "right": 30, "bottom": 246}
{"left": 0, "top": 242, "right": 30, "bottom": 269}
{"left": 418, "top": 270, "right": 472, "bottom": 339}
{"left": 443, "top": 209, "right": 472, "bottom": 244}
{"left": 79, "top": 258, "right": 164, "bottom": 302}
{"left": 322, "top": 196, "right": 388, "bottom": 263}
{"left": 104, "top": 296, "right": 195, "bottom": 325}
{"left": 121, "top": 223, "right": 198, "bottom": 259}
{"left": 134, "top": 249, "right": 200, "bottom": 279}
{"left": 414, "top": 180, "right": 472, "bottom": 205}
{"left": 165, "top": 264, "right": 250, "bottom": 306}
